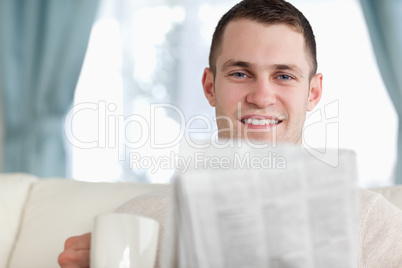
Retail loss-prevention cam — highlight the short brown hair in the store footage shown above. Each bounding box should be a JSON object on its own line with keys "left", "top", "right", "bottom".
{"left": 209, "top": 0, "right": 317, "bottom": 79}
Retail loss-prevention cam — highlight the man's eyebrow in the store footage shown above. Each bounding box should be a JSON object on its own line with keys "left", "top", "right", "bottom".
{"left": 221, "top": 60, "right": 254, "bottom": 71}
{"left": 272, "top": 64, "right": 304, "bottom": 77}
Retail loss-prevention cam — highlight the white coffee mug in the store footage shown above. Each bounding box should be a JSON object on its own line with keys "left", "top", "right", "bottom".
{"left": 90, "top": 213, "right": 159, "bottom": 268}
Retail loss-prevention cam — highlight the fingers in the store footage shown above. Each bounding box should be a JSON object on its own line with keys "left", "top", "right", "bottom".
{"left": 58, "top": 233, "right": 91, "bottom": 268}
{"left": 58, "top": 249, "right": 90, "bottom": 268}
{"left": 65, "top": 233, "right": 91, "bottom": 250}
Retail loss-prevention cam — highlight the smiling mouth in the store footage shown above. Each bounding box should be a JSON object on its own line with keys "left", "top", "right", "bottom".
{"left": 240, "top": 118, "right": 283, "bottom": 126}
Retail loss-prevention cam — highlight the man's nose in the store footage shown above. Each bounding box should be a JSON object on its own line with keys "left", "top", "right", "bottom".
{"left": 245, "top": 77, "right": 276, "bottom": 108}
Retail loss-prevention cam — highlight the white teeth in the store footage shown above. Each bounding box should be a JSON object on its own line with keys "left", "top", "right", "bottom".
{"left": 244, "top": 118, "right": 279, "bottom": 125}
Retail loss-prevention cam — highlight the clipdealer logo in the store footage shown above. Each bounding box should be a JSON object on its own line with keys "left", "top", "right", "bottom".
{"left": 64, "top": 101, "right": 278, "bottom": 159}
{"left": 64, "top": 100, "right": 340, "bottom": 167}
{"left": 303, "top": 100, "right": 339, "bottom": 167}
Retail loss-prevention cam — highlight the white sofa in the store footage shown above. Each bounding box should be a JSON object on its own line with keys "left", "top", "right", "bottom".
{"left": 1, "top": 173, "right": 402, "bottom": 268}
{"left": 0, "top": 173, "right": 166, "bottom": 268}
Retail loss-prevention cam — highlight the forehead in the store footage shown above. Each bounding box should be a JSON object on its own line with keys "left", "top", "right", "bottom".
{"left": 217, "top": 19, "right": 310, "bottom": 73}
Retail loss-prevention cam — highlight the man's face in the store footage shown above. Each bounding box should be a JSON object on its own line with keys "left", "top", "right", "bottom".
{"left": 202, "top": 19, "right": 322, "bottom": 144}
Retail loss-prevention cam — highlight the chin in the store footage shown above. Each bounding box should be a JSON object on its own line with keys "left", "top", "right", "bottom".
{"left": 242, "top": 131, "right": 277, "bottom": 141}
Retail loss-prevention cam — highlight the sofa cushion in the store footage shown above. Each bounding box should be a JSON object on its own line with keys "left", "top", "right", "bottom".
{"left": 0, "top": 173, "right": 37, "bottom": 268}
{"left": 8, "top": 178, "right": 160, "bottom": 268}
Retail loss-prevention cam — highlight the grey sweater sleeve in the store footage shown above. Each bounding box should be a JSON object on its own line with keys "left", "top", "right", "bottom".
{"left": 114, "top": 186, "right": 170, "bottom": 268}
{"left": 359, "top": 188, "right": 402, "bottom": 267}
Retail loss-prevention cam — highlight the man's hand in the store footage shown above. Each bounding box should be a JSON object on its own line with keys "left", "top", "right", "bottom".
{"left": 58, "top": 233, "right": 91, "bottom": 268}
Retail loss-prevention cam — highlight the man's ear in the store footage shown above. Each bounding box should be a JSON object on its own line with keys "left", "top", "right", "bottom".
{"left": 307, "top": 73, "right": 323, "bottom": 111}
{"left": 202, "top": 68, "right": 216, "bottom": 107}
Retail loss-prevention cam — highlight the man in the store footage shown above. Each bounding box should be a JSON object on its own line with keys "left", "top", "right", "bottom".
{"left": 58, "top": 0, "right": 402, "bottom": 267}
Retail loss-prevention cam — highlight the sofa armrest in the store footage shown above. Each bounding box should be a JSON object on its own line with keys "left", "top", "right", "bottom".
{"left": 0, "top": 173, "right": 37, "bottom": 268}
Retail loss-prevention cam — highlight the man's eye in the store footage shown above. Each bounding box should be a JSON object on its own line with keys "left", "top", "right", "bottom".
{"left": 278, "top": 74, "right": 293, "bottom": 80}
{"left": 231, "top": 72, "right": 248, "bottom": 78}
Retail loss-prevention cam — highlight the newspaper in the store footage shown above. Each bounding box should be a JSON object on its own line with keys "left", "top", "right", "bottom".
{"left": 161, "top": 141, "right": 358, "bottom": 268}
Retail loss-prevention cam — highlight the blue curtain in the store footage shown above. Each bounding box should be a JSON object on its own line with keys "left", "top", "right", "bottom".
{"left": 359, "top": 0, "right": 402, "bottom": 184}
{"left": 0, "top": 0, "right": 99, "bottom": 177}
